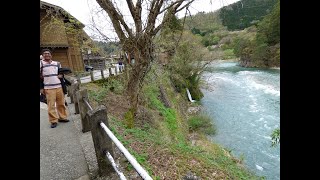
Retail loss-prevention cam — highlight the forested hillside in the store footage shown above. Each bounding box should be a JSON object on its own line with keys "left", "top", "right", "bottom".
{"left": 219, "top": 0, "right": 277, "bottom": 30}
{"left": 234, "top": 0, "right": 280, "bottom": 67}
{"left": 181, "top": 0, "right": 279, "bottom": 67}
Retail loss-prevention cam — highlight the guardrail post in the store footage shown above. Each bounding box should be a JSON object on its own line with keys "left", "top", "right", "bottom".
{"left": 108, "top": 67, "right": 113, "bottom": 77}
{"left": 77, "top": 74, "right": 81, "bottom": 85}
{"left": 73, "top": 83, "right": 80, "bottom": 114}
{"left": 76, "top": 89, "right": 91, "bottom": 133}
{"left": 67, "top": 85, "right": 72, "bottom": 98}
{"left": 88, "top": 105, "right": 115, "bottom": 176}
{"left": 65, "top": 75, "right": 77, "bottom": 103}
{"left": 115, "top": 66, "right": 118, "bottom": 75}
{"left": 101, "top": 69, "right": 105, "bottom": 79}
{"left": 90, "top": 70, "right": 94, "bottom": 81}
{"left": 69, "top": 83, "right": 74, "bottom": 103}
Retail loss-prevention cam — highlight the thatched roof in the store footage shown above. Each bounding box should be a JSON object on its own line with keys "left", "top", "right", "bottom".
{"left": 40, "top": 1, "right": 85, "bottom": 29}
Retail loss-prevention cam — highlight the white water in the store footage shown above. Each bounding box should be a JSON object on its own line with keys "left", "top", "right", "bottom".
{"left": 201, "top": 61, "right": 280, "bottom": 179}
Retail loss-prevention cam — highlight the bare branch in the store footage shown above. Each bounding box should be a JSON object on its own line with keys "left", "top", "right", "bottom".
{"left": 152, "top": 0, "right": 194, "bottom": 36}
{"left": 146, "top": 0, "right": 164, "bottom": 33}
{"left": 175, "top": 7, "right": 188, "bottom": 47}
{"left": 158, "top": 0, "right": 183, "bottom": 14}
{"left": 150, "top": 0, "right": 158, "bottom": 11}
{"left": 176, "top": 0, "right": 195, "bottom": 13}
{"left": 126, "top": 0, "right": 136, "bottom": 17}
{"left": 90, "top": 16, "right": 112, "bottom": 41}
{"left": 126, "top": 0, "right": 143, "bottom": 34}
{"left": 135, "top": 0, "right": 143, "bottom": 33}
{"left": 96, "top": 0, "right": 133, "bottom": 41}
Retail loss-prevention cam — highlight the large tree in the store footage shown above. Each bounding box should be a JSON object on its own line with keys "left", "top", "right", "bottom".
{"left": 94, "top": 0, "right": 195, "bottom": 121}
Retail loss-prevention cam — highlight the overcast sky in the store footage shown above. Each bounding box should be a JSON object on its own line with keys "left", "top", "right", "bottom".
{"left": 41, "top": 0, "right": 240, "bottom": 40}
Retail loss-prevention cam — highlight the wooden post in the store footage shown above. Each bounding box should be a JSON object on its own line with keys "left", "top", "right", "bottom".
{"left": 73, "top": 83, "right": 80, "bottom": 114}
{"left": 115, "top": 65, "right": 118, "bottom": 75}
{"left": 77, "top": 74, "right": 81, "bottom": 85}
{"left": 100, "top": 69, "right": 105, "bottom": 79}
{"left": 69, "top": 83, "right": 74, "bottom": 103}
{"left": 108, "top": 67, "right": 113, "bottom": 77}
{"left": 90, "top": 70, "right": 94, "bottom": 81}
{"left": 67, "top": 85, "right": 71, "bottom": 98}
{"left": 65, "top": 75, "right": 74, "bottom": 99}
{"left": 88, "top": 105, "right": 115, "bottom": 176}
{"left": 76, "top": 89, "right": 91, "bottom": 133}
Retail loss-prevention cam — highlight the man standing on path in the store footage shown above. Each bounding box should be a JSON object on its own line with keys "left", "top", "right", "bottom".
{"left": 40, "top": 49, "right": 69, "bottom": 128}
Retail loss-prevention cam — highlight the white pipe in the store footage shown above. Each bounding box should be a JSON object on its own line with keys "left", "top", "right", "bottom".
{"left": 186, "top": 88, "right": 196, "bottom": 102}
{"left": 83, "top": 98, "right": 93, "bottom": 111}
{"left": 100, "top": 122, "right": 153, "bottom": 180}
{"left": 106, "top": 151, "right": 127, "bottom": 180}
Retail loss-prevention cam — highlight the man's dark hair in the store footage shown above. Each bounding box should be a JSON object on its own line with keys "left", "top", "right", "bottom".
{"left": 41, "top": 49, "right": 52, "bottom": 54}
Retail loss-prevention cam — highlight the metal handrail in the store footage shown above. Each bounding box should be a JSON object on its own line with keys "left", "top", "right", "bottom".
{"left": 100, "top": 122, "right": 153, "bottom": 180}
{"left": 82, "top": 97, "right": 153, "bottom": 180}
{"left": 106, "top": 151, "right": 127, "bottom": 180}
{"left": 83, "top": 98, "right": 93, "bottom": 111}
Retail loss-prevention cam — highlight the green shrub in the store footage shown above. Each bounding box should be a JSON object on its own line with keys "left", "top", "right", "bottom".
{"left": 188, "top": 114, "right": 216, "bottom": 135}
{"left": 93, "top": 77, "right": 124, "bottom": 94}
{"left": 223, "top": 49, "right": 236, "bottom": 59}
{"left": 211, "top": 36, "right": 220, "bottom": 45}
{"left": 271, "top": 128, "right": 280, "bottom": 147}
{"left": 124, "top": 108, "right": 135, "bottom": 129}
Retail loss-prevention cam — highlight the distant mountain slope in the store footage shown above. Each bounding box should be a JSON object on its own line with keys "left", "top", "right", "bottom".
{"left": 219, "top": 0, "right": 277, "bottom": 30}
{"left": 184, "top": 11, "right": 225, "bottom": 35}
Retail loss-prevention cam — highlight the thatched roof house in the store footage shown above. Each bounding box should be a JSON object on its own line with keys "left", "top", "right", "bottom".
{"left": 40, "top": 1, "right": 85, "bottom": 72}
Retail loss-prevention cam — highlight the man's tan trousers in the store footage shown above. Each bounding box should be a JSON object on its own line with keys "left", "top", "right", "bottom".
{"left": 45, "top": 87, "right": 68, "bottom": 123}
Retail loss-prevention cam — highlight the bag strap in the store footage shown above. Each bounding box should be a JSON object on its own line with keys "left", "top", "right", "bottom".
{"left": 57, "top": 61, "right": 61, "bottom": 74}
{"left": 40, "top": 60, "right": 44, "bottom": 78}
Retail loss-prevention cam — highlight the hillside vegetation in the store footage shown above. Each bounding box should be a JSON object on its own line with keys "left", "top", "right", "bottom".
{"left": 182, "top": 0, "right": 280, "bottom": 67}
{"left": 82, "top": 64, "right": 260, "bottom": 179}
{"left": 220, "top": 0, "right": 277, "bottom": 31}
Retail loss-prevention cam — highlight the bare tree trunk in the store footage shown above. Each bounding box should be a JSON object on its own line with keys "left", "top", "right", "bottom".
{"left": 126, "top": 38, "right": 153, "bottom": 120}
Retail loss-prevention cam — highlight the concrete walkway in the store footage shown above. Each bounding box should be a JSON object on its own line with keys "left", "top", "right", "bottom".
{"left": 40, "top": 102, "right": 89, "bottom": 180}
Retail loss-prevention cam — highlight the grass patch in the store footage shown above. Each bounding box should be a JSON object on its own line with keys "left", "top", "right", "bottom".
{"left": 188, "top": 114, "right": 216, "bottom": 135}
{"left": 82, "top": 76, "right": 125, "bottom": 104}
{"left": 92, "top": 77, "right": 124, "bottom": 95}
{"left": 108, "top": 115, "right": 161, "bottom": 178}
{"left": 87, "top": 86, "right": 107, "bottom": 103}
{"left": 143, "top": 83, "right": 182, "bottom": 141}
{"left": 124, "top": 108, "right": 134, "bottom": 129}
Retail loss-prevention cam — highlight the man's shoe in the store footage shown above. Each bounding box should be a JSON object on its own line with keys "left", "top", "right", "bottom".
{"left": 58, "top": 119, "right": 70, "bottom": 123}
{"left": 51, "top": 122, "right": 57, "bottom": 128}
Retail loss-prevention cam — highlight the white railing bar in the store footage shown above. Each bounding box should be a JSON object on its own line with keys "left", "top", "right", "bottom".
{"left": 83, "top": 98, "right": 93, "bottom": 111}
{"left": 186, "top": 88, "right": 196, "bottom": 102}
{"left": 100, "top": 122, "right": 153, "bottom": 180}
{"left": 105, "top": 151, "right": 127, "bottom": 180}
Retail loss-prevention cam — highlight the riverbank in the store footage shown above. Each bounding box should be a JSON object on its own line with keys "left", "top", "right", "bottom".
{"left": 81, "top": 63, "right": 259, "bottom": 179}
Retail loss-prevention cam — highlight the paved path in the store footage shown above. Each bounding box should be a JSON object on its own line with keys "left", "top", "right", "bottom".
{"left": 40, "top": 102, "right": 89, "bottom": 180}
